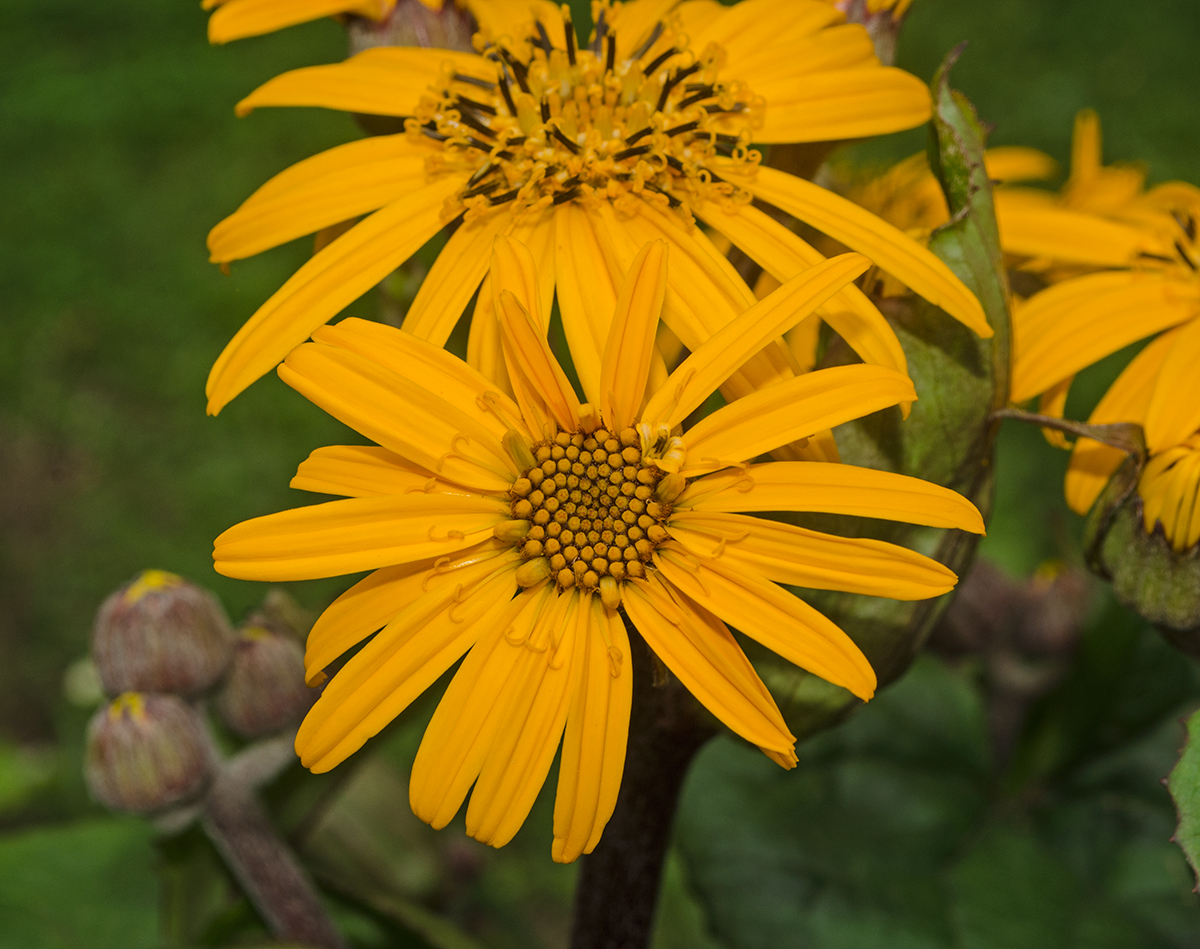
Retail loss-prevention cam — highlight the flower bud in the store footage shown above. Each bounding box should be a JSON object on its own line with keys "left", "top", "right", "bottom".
{"left": 92, "top": 570, "right": 234, "bottom": 697}
{"left": 85, "top": 693, "right": 211, "bottom": 813}
{"left": 215, "top": 625, "right": 315, "bottom": 739}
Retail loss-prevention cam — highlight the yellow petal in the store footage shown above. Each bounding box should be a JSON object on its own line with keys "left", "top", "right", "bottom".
{"left": 496, "top": 289, "right": 581, "bottom": 435}
{"left": 610, "top": 0, "right": 679, "bottom": 57}
{"left": 467, "top": 591, "right": 583, "bottom": 848}
{"left": 1145, "top": 317, "right": 1200, "bottom": 452}
{"left": 622, "top": 573, "right": 796, "bottom": 755}
{"left": 553, "top": 596, "right": 631, "bottom": 863}
{"left": 291, "top": 445, "right": 445, "bottom": 497}
{"left": 681, "top": 364, "right": 916, "bottom": 474}
{"left": 1011, "top": 270, "right": 1199, "bottom": 402}
{"left": 696, "top": 200, "right": 907, "bottom": 379}
{"left": 206, "top": 174, "right": 465, "bottom": 414}
{"left": 600, "top": 240, "right": 669, "bottom": 432}
{"left": 733, "top": 24, "right": 875, "bottom": 79}
{"left": 280, "top": 341, "right": 517, "bottom": 490}
{"left": 745, "top": 166, "right": 991, "bottom": 337}
{"left": 409, "top": 584, "right": 556, "bottom": 829}
{"left": 1070, "top": 108, "right": 1103, "bottom": 183}
{"left": 400, "top": 206, "right": 514, "bottom": 346}
{"left": 655, "top": 548, "right": 876, "bottom": 700}
{"left": 208, "top": 0, "right": 391, "bottom": 43}
{"left": 208, "top": 135, "right": 432, "bottom": 264}
{"left": 234, "top": 46, "right": 488, "bottom": 118}
{"left": 214, "top": 492, "right": 508, "bottom": 581}
{"left": 312, "top": 318, "right": 527, "bottom": 440}
{"left": 682, "top": 0, "right": 842, "bottom": 63}
{"left": 302, "top": 539, "right": 513, "bottom": 684}
{"left": 469, "top": 0, "right": 566, "bottom": 48}
{"left": 669, "top": 511, "right": 958, "bottom": 600}
{"left": 680, "top": 460, "right": 986, "bottom": 533}
{"left": 298, "top": 558, "right": 519, "bottom": 771}
{"left": 983, "top": 147, "right": 1058, "bottom": 184}
{"left": 643, "top": 253, "right": 870, "bottom": 429}
{"left": 995, "top": 191, "right": 1156, "bottom": 268}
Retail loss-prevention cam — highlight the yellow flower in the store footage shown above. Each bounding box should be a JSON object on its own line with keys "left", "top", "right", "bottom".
{"left": 213, "top": 239, "right": 983, "bottom": 860}
{"left": 205, "top": 0, "right": 990, "bottom": 415}
{"left": 203, "top": 0, "right": 444, "bottom": 44}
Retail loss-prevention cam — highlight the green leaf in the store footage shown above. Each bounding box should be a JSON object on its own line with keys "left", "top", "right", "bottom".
{"left": 1168, "top": 708, "right": 1200, "bottom": 887}
{"left": 0, "top": 818, "right": 158, "bottom": 949}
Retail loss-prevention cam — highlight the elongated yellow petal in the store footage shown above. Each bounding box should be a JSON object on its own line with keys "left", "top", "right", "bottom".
{"left": 206, "top": 174, "right": 465, "bottom": 414}
{"left": 682, "top": 364, "right": 915, "bottom": 474}
{"left": 214, "top": 492, "right": 508, "bottom": 581}
{"left": 744, "top": 166, "right": 991, "bottom": 337}
{"left": 467, "top": 591, "right": 583, "bottom": 848}
{"left": 1065, "top": 330, "right": 1175, "bottom": 514}
{"left": 555, "top": 203, "right": 623, "bottom": 403}
{"left": 669, "top": 511, "right": 958, "bottom": 600}
{"left": 410, "top": 584, "right": 556, "bottom": 829}
{"left": 600, "top": 241, "right": 669, "bottom": 432}
{"left": 644, "top": 254, "right": 869, "bottom": 429}
{"left": 234, "top": 47, "right": 488, "bottom": 118}
{"left": 994, "top": 192, "right": 1157, "bottom": 268}
{"left": 682, "top": 0, "right": 842, "bottom": 62}
{"left": 497, "top": 290, "right": 581, "bottom": 435}
{"left": 1145, "top": 317, "right": 1200, "bottom": 452}
{"left": 303, "top": 540, "right": 513, "bottom": 684}
{"left": 680, "top": 461, "right": 986, "bottom": 533}
{"left": 733, "top": 24, "right": 876, "bottom": 79}
{"left": 984, "top": 147, "right": 1058, "bottom": 184}
{"left": 208, "top": 136, "right": 432, "bottom": 263}
{"left": 490, "top": 233, "right": 550, "bottom": 330}
{"left": 1011, "top": 271, "right": 1199, "bottom": 402}
{"left": 298, "top": 559, "right": 520, "bottom": 771}
{"left": 291, "top": 445, "right": 446, "bottom": 497}
{"left": 208, "top": 0, "right": 391, "bottom": 43}
{"left": 469, "top": 0, "right": 566, "bottom": 48}
{"left": 280, "top": 342, "right": 517, "bottom": 490}
{"left": 401, "top": 206, "right": 513, "bottom": 345}
{"left": 311, "top": 319, "right": 527, "bottom": 440}
{"left": 696, "top": 201, "right": 907, "bottom": 379}
{"left": 553, "top": 596, "right": 631, "bottom": 862}
{"left": 655, "top": 549, "right": 876, "bottom": 700}
{"left": 753, "top": 67, "right": 931, "bottom": 143}
{"left": 622, "top": 573, "right": 796, "bottom": 755}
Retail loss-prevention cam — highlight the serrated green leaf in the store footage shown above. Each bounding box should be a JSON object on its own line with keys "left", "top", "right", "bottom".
{"left": 1168, "top": 708, "right": 1200, "bottom": 887}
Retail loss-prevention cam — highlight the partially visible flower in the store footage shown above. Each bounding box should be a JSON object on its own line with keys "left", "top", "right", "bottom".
{"left": 213, "top": 238, "right": 983, "bottom": 861}
{"left": 203, "top": 0, "right": 445, "bottom": 44}
{"left": 1139, "top": 432, "right": 1200, "bottom": 553}
{"left": 205, "top": 0, "right": 989, "bottom": 415}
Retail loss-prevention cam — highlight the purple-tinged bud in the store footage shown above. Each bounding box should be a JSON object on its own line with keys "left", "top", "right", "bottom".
{"left": 85, "top": 693, "right": 211, "bottom": 813}
{"left": 92, "top": 570, "right": 234, "bottom": 697}
{"left": 215, "top": 625, "right": 315, "bottom": 740}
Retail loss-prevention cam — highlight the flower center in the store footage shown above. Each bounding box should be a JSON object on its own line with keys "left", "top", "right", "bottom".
{"left": 410, "top": 4, "right": 761, "bottom": 219}
{"left": 508, "top": 425, "right": 677, "bottom": 597}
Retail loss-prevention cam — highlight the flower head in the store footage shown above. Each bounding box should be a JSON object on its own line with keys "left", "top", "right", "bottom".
{"left": 214, "top": 239, "right": 983, "bottom": 860}
{"left": 205, "top": 0, "right": 990, "bottom": 414}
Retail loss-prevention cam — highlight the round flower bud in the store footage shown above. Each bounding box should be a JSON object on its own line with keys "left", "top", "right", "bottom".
{"left": 215, "top": 625, "right": 315, "bottom": 740}
{"left": 92, "top": 570, "right": 234, "bottom": 697}
{"left": 85, "top": 693, "right": 211, "bottom": 814}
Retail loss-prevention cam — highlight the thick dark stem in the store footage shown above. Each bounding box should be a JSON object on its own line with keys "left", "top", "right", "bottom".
{"left": 202, "top": 764, "right": 346, "bottom": 949}
{"left": 570, "top": 633, "right": 716, "bottom": 949}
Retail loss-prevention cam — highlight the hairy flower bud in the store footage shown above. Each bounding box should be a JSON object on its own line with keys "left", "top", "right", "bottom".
{"left": 215, "top": 624, "right": 315, "bottom": 740}
{"left": 92, "top": 570, "right": 234, "bottom": 697}
{"left": 85, "top": 693, "right": 211, "bottom": 813}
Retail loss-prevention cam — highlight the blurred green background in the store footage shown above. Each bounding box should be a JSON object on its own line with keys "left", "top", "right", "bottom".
{"left": 2, "top": 0, "right": 1200, "bottom": 946}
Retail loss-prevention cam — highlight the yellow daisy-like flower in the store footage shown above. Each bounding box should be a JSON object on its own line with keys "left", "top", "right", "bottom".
{"left": 1138, "top": 431, "right": 1200, "bottom": 553}
{"left": 214, "top": 239, "right": 983, "bottom": 860}
{"left": 203, "top": 0, "right": 445, "bottom": 44}
{"left": 205, "top": 0, "right": 990, "bottom": 415}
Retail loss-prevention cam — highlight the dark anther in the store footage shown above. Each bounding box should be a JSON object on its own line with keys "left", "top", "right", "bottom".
{"left": 1173, "top": 210, "right": 1197, "bottom": 242}
{"left": 535, "top": 20, "right": 553, "bottom": 54}
{"left": 497, "top": 74, "right": 518, "bottom": 116}
{"left": 456, "top": 110, "right": 495, "bottom": 138}
{"left": 605, "top": 33, "right": 617, "bottom": 73}
{"left": 558, "top": 174, "right": 581, "bottom": 191}
{"left": 564, "top": 12, "right": 577, "bottom": 65}
{"left": 552, "top": 126, "right": 581, "bottom": 154}
{"left": 553, "top": 186, "right": 582, "bottom": 205}
{"left": 699, "top": 166, "right": 725, "bottom": 183}
{"left": 631, "top": 22, "right": 665, "bottom": 60}
{"left": 1138, "top": 251, "right": 1177, "bottom": 263}
{"left": 590, "top": 9, "right": 607, "bottom": 54}
{"left": 495, "top": 149, "right": 514, "bottom": 160}
{"left": 465, "top": 136, "right": 495, "bottom": 152}
{"left": 644, "top": 183, "right": 681, "bottom": 209}
{"left": 489, "top": 188, "right": 521, "bottom": 205}
{"left": 499, "top": 47, "right": 531, "bottom": 93}
{"left": 642, "top": 47, "right": 678, "bottom": 76}
{"left": 677, "top": 86, "right": 716, "bottom": 109}
{"left": 1175, "top": 240, "right": 1199, "bottom": 271}
{"left": 456, "top": 95, "right": 496, "bottom": 116}
{"left": 541, "top": 97, "right": 551, "bottom": 122}
{"left": 666, "top": 121, "right": 699, "bottom": 137}
{"left": 421, "top": 125, "right": 449, "bottom": 142}
{"left": 712, "top": 132, "right": 741, "bottom": 144}
{"left": 462, "top": 178, "right": 502, "bottom": 199}
{"left": 656, "top": 63, "right": 699, "bottom": 112}
{"left": 467, "top": 161, "right": 495, "bottom": 186}
{"left": 506, "top": 135, "right": 527, "bottom": 146}
{"left": 705, "top": 102, "right": 747, "bottom": 114}
{"left": 453, "top": 73, "right": 496, "bottom": 90}
{"left": 624, "top": 127, "right": 653, "bottom": 146}
{"left": 613, "top": 144, "right": 652, "bottom": 161}
{"left": 664, "top": 155, "right": 685, "bottom": 172}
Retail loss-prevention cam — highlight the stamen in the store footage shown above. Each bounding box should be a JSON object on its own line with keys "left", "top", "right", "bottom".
{"left": 498, "top": 47, "right": 532, "bottom": 94}
{"left": 590, "top": 9, "right": 607, "bottom": 54}
{"left": 1176, "top": 240, "right": 1198, "bottom": 271}
{"left": 552, "top": 188, "right": 581, "bottom": 205}
{"left": 540, "top": 97, "right": 551, "bottom": 122}
{"left": 623, "top": 127, "right": 653, "bottom": 146}
{"left": 562, "top": 8, "right": 576, "bottom": 66}
{"left": 456, "top": 95, "right": 497, "bottom": 116}
{"left": 605, "top": 33, "right": 616, "bottom": 73}
{"left": 551, "top": 125, "right": 581, "bottom": 154}
{"left": 497, "top": 73, "right": 518, "bottom": 116}
{"left": 612, "top": 144, "right": 652, "bottom": 162}
{"left": 1172, "top": 209, "right": 1197, "bottom": 242}
{"left": 534, "top": 20, "right": 553, "bottom": 54}
{"left": 631, "top": 22, "right": 665, "bottom": 61}
{"left": 453, "top": 72, "right": 496, "bottom": 90}
{"left": 642, "top": 47, "right": 679, "bottom": 76}
{"left": 666, "top": 121, "right": 699, "bottom": 137}
{"left": 657, "top": 63, "right": 701, "bottom": 111}
{"left": 678, "top": 86, "right": 716, "bottom": 109}
{"left": 456, "top": 111, "right": 495, "bottom": 138}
